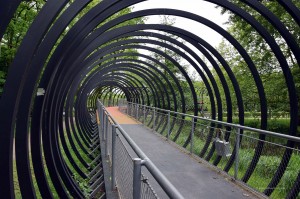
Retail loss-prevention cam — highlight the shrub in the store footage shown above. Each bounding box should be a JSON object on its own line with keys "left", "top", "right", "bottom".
{"left": 255, "top": 155, "right": 281, "bottom": 177}
{"left": 232, "top": 118, "right": 292, "bottom": 135}
{"left": 267, "top": 119, "right": 290, "bottom": 134}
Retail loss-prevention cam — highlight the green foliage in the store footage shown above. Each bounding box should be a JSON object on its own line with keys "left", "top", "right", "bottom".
{"left": 73, "top": 173, "right": 91, "bottom": 197}
{"left": 0, "top": 0, "right": 45, "bottom": 95}
{"left": 213, "top": 1, "right": 300, "bottom": 126}
{"left": 7, "top": 1, "right": 144, "bottom": 197}
{"left": 0, "top": 71, "right": 5, "bottom": 94}
{"left": 267, "top": 119, "right": 290, "bottom": 134}
{"left": 139, "top": 16, "right": 193, "bottom": 108}
{"left": 230, "top": 117, "right": 292, "bottom": 134}
{"left": 221, "top": 0, "right": 300, "bottom": 68}
{"left": 142, "top": 106, "right": 299, "bottom": 199}
{"left": 255, "top": 155, "right": 281, "bottom": 177}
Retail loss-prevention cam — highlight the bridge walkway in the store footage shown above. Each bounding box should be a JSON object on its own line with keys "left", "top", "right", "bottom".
{"left": 106, "top": 107, "right": 259, "bottom": 199}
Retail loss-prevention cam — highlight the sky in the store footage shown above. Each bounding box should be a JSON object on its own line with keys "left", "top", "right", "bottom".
{"left": 130, "top": 0, "right": 230, "bottom": 78}
{"left": 132, "top": 0, "right": 230, "bottom": 48}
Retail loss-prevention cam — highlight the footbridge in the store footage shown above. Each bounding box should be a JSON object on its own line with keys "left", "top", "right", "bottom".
{"left": 0, "top": 0, "right": 300, "bottom": 199}
{"left": 95, "top": 100, "right": 300, "bottom": 199}
{"left": 97, "top": 101, "right": 258, "bottom": 199}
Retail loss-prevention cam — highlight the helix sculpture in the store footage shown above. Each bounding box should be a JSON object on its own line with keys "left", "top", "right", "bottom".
{"left": 0, "top": 0, "right": 299, "bottom": 198}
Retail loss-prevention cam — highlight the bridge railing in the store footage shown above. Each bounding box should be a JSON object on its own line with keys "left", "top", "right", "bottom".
{"left": 122, "top": 101, "right": 300, "bottom": 199}
{"left": 96, "top": 100, "right": 184, "bottom": 199}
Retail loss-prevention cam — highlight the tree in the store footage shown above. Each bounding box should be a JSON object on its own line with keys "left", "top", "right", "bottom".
{"left": 0, "top": 0, "right": 45, "bottom": 96}
{"left": 220, "top": 0, "right": 300, "bottom": 71}
{"left": 151, "top": 16, "right": 186, "bottom": 77}
{"left": 216, "top": 1, "right": 300, "bottom": 121}
{"left": 143, "top": 16, "right": 194, "bottom": 109}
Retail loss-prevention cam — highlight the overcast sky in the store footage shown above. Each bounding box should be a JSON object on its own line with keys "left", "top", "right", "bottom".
{"left": 130, "top": 0, "right": 230, "bottom": 78}
{"left": 132, "top": 0, "right": 229, "bottom": 47}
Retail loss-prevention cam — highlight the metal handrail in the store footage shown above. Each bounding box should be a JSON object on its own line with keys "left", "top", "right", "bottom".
{"left": 97, "top": 100, "right": 184, "bottom": 199}
{"left": 127, "top": 102, "right": 300, "bottom": 143}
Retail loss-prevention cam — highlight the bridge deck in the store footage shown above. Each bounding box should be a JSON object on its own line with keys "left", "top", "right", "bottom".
{"left": 107, "top": 107, "right": 258, "bottom": 199}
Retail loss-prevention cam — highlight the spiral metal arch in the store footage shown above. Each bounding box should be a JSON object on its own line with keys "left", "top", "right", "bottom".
{"left": 0, "top": 0, "right": 299, "bottom": 198}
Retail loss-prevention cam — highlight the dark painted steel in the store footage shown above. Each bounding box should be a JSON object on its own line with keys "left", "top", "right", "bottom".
{"left": 0, "top": 0, "right": 299, "bottom": 198}
{"left": 0, "top": 1, "right": 69, "bottom": 197}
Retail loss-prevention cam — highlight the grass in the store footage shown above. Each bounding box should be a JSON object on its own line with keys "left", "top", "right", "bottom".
{"left": 13, "top": 125, "right": 100, "bottom": 198}
{"left": 13, "top": 155, "right": 56, "bottom": 199}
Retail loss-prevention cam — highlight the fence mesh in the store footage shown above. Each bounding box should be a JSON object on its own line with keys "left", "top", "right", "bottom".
{"left": 114, "top": 128, "right": 159, "bottom": 199}
{"left": 141, "top": 175, "right": 159, "bottom": 199}
{"left": 115, "top": 130, "right": 134, "bottom": 199}
{"left": 106, "top": 118, "right": 113, "bottom": 161}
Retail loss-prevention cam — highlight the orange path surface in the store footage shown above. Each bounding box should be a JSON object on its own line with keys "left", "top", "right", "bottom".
{"left": 106, "top": 107, "right": 139, "bottom": 124}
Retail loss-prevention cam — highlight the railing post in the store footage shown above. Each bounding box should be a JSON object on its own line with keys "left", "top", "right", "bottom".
{"left": 190, "top": 117, "right": 195, "bottom": 154}
{"left": 143, "top": 105, "right": 146, "bottom": 124}
{"left": 129, "top": 103, "right": 132, "bottom": 116}
{"left": 136, "top": 103, "right": 139, "bottom": 119}
{"left": 133, "top": 103, "right": 135, "bottom": 117}
{"left": 105, "top": 114, "right": 108, "bottom": 156}
{"left": 167, "top": 110, "right": 171, "bottom": 140}
{"left": 101, "top": 108, "right": 105, "bottom": 141}
{"left": 133, "top": 158, "right": 142, "bottom": 199}
{"left": 128, "top": 103, "right": 130, "bottom": 115}
{"left": 97, "top": 104, "right": 101, "bottom": 138}
{"left": 103, "top": 112, "right": 106, "bottom": 140}
{"left": 234, "top": 126, "right": 241, "bottom": 180}
{"left": 111, "top": 125, "right": 117, "bottom": 190}
{"left": 153, "top": 107, "right": 156, "bottom": 130}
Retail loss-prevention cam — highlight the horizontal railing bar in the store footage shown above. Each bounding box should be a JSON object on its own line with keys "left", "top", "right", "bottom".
{"left": 128, "top": 102, "right": 300, "bottom": 143}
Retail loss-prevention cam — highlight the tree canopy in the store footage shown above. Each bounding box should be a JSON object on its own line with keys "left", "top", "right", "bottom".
{"left": 214, "top": 0, "right": 300, "bottom": 120}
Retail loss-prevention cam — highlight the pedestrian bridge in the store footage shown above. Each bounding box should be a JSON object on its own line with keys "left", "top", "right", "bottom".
{"left": 100, "top": 104, "right": 256, "bottom": 198}
{"left": 0, "top": 0, "right": 300, "bottom": 199}
{"left": 96, "top": 101, "right": 299, "bottom": 199}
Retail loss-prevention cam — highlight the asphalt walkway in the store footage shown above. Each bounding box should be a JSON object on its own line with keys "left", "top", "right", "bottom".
{"left": 106, "top": 107, "right": 258, "bottom": 199}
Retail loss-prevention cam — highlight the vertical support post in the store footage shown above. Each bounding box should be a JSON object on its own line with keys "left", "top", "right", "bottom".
{"left": 128, "top": 102, "right": 130, "bottom": 115}
{"left": 136, "top": 103, "right": 139, "bottom": 119}
{"left": 153, "top": 107, "right": 156, "bottom": 130}
{"left": 133, "top": 158, "right": 142, "bottom": 199}
{"left": 143, "top": 105, "right": 146, "bottom": 124}
{"left": 190, "top": 117, "right": 195, "bottom": 154}
{"left": 167, "top": 110, "right": 171, "bottom": 140}
{"left": 234, "top": 126, "right": 241, "bottom": 180}
{"left": 97, "top": 103, "right": 101, "bottom": 138}
{"left": 101, "top": 108, "right": 105, "bottom": 141}
{"left": 126, "top": 102, "right": 129, "bottom": 115}
{"left": 129, "top": 103, "right": 132, "bottom": 116}
{"left": 103, "top": 112, "right": 106, "bottom": 140}
{"left": 111, "top": 125, "right": 117, "bottom": 190}
{"left": 105, "top": 114, "right": 109, "bottom": 156}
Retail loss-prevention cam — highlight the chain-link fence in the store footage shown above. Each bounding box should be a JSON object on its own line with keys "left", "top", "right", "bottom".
{"left": 115, "top": 130, "right": 134, "bottom": 199}
{"left": 125, "top": 102, "right": 300, "bottom": 199}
